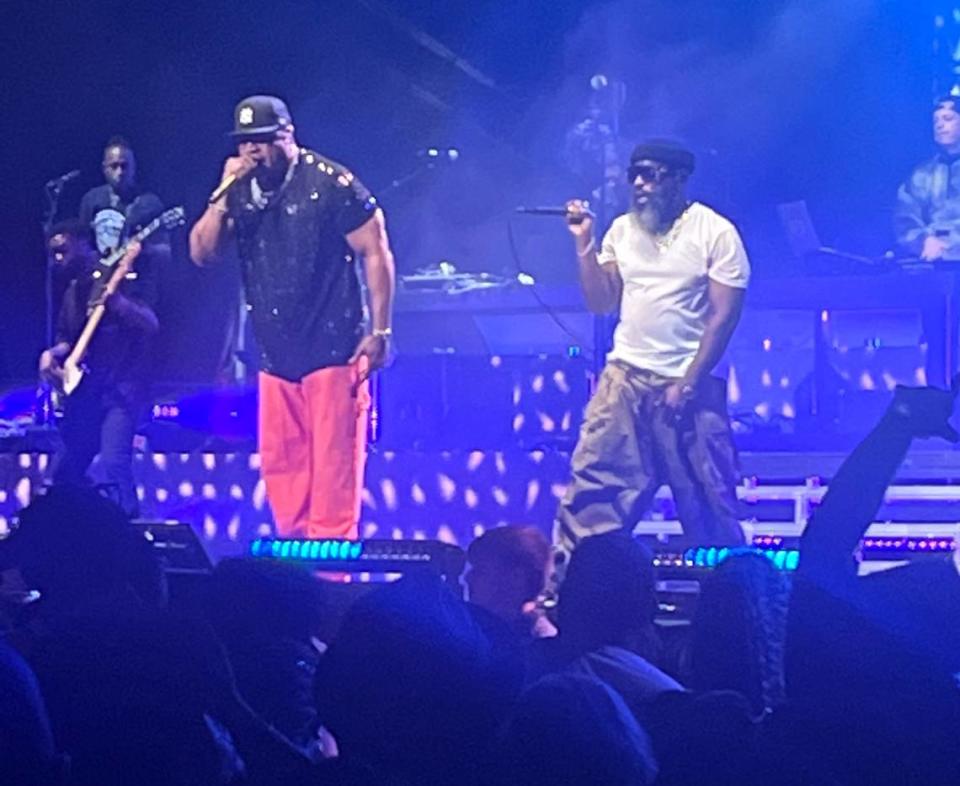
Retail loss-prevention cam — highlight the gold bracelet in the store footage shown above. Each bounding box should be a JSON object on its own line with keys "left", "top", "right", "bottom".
{"left": 372, "top": 327, "right": 393, "bottom": 338}
{"left": 576, "top": 238, "right": 596, "bottom": 257}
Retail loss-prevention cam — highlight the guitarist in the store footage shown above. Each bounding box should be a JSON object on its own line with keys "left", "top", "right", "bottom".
{"left": 79, "top": 136, "right": 172, "bottom": 267}
{"left": 39, "top": 221, "right": 159, "bottom": 517}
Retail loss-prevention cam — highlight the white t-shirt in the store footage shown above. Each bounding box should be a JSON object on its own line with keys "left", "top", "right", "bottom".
{"left": 598, "top": 201, "right": 750, "bottom": 378}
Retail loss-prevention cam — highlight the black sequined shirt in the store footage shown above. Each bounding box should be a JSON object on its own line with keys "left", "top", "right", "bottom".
{"left": 229, "top": 148, "right": 378, "bottom": 381}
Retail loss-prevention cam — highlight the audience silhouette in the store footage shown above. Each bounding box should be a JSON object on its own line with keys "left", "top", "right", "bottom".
{"left": 1, "top": 382, "right": 958, "bottom": 784}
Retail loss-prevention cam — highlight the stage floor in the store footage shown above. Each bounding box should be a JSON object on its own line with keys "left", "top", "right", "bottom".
{"left": 2, "top": 446, "right": 959, "bottom": 561}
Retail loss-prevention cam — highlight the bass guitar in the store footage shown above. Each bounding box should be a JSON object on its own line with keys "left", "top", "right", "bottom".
{"left": 59, "top": 206, "right": 184, "bottom": 395}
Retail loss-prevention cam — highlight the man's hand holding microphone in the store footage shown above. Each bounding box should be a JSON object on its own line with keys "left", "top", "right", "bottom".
{"left": 208, "top": 154, "right": 258, "bottom": 209}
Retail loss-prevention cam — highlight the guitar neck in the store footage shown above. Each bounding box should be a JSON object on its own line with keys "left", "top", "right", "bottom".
{"left": 65, "top": 303, "right": 107, "bottom": 368}
{"left": 101, "top": 248, "right": 135, "bottom": 298}
{"left": 63, "top": 206, "right": 181, "bottom": 377}
{"left": 131, "top": 217, "right": 160, "bottom": 245}
{"left": 102, "top": 217, "right": 160, "bottom": 267}
{"left": 67, "top": 246, "right": 141, "bottom": 369}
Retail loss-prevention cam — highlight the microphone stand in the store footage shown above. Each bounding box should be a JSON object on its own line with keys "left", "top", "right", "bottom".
{"left": 379, "top": 165, "right": 432, "bottom": 195}
{"left": 377, "top": 151, "right": 458, "bottom": 196}
{"left": 36, "top": 180, "right": 65, "bottom": 426}
{"left": 573, "top": 80, "right": 626, "bottom": 382}
{"left": 368, "top": 151, "right": 459, "bottom": 444}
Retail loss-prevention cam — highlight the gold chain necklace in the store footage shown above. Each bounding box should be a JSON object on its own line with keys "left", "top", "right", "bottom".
{"left": 653, "top": 203, "right": 693, "bottom": 252}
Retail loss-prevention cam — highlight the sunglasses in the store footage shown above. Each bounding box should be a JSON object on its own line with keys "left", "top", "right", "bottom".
{"left": 627, "top": 163, "right": 672, "bottom": 184}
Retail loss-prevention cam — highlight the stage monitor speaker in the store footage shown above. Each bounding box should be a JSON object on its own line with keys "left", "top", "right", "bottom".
{"left": 132, "top": 519, "right": 213, "bottom": 574}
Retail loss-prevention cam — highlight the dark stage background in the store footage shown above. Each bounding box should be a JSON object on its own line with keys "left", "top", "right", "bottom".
{"left": 0, "top": 0, "right": 939, "bottom": 385}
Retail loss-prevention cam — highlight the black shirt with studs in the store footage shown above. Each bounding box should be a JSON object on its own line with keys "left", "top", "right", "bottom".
{"left": 228, "top": 148, "right": 379, "bottom": 381}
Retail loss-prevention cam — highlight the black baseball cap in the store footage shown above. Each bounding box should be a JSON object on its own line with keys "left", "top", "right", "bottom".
{"left": 629, "top": 139, "right": 696, "bottom": 175}
{"left": 229, "top": 95, "right": 292, "bottom": 141}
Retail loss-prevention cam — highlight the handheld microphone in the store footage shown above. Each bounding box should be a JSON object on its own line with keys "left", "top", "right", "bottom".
{"left": 515, "top": 206, "right": 572, "bottom": 216}
{"left": 46, "top": 169, "right": 80, "bottom": 189}
{"left": 208, "top": 174, "right": 241, "bottom": 205}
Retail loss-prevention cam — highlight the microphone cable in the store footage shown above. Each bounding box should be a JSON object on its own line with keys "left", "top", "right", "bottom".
{"left": 505, "top": 216, "right": 596, "bottom": 364}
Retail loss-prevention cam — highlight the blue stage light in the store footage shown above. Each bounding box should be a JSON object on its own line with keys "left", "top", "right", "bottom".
{"left": 678, "top": 545, "right": 799, "bottom": 571}
{"left": 246, "top": 538, "right": 464, "bottom": 579}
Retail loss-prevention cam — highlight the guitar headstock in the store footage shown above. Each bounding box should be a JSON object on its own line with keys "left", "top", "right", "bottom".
{"left": 98, "top": 205, "right": 186, "bottom": 270}
{"left": 159, "top": 206, "right": 186, "bottom": 230}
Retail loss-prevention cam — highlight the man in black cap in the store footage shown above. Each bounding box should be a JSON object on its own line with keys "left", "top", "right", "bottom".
{"left": 189, "top": 95, "right": 395, "bottom": 541}
{"left": 553, "top": 139, "right": 750, "bottom": 562}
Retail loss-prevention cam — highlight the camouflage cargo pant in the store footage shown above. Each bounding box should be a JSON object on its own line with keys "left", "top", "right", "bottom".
{"left": 554, "top": 361, "right": 744, "bottom": 566}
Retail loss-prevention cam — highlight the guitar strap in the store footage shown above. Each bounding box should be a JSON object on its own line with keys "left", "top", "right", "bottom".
{"left": 85, "top": 264, "right": 111, "bottom": 312}
{"left": 122, "top": 194, "right": 146, "bottom": 238}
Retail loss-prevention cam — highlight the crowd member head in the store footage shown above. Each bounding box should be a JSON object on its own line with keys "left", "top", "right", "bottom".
{"left": 315, "top": 574, "right": 500, "bottom": 785}
{"left": 31, "top": 607, "right": 244, "bottom": 786}
{"left": 6, "top": 489, "right": 241, "bottom": 786}
{"left": 0, "top": 638, "right": 64, "bottom": 786}
{"left": 558, "top": 531, "right": 656, "bottom": 656}
{"left": 933, "top": 95, "right": 960, "bottom": 155}
{"left": 45, "top": 219, "right": 96, "bottom": 276}
{"left": 0, "top": 484, "right": 165, "bottom": 614}
{"left": 204, "top": 557, "right": 329, "bottom": 746}
{"left": 465, "top": 525, "right": 550, "bottom": 627}
{"left": 689, "top": 551, "right": 790, "bottom": 716}
{"left": 627, "top": 139, "right": 695, "bottom": 229}
{"left": 495, "top": 673, "right": 658, "bottom": 786}
{"left": 101, "top": 136, "right": 137, "bottom": 198}
{"left": 229, "top": 95, "right": 299, "bottom": 190}
{"left": 643, "top": 689, "right": 762, "bottom": 786}
{"left": 205, "top": 557, "right": 327, "bottom": 644}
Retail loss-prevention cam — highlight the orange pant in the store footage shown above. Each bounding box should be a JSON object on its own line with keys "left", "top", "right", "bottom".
{"left": 258, "top": 364, "right": 370, "bottom": 539}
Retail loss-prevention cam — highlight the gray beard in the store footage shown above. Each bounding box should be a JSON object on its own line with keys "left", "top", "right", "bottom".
{"left": 634, "top": 201, "right": 663, "bottom": 233}
{"left": 634, "top": 196, "right": 685, "bottom": 234}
